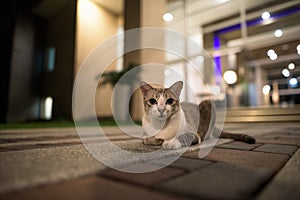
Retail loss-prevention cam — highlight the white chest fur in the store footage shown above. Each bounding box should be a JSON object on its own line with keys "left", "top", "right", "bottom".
{"left": 142, "top": 108, "right": 187, "bottom": 140}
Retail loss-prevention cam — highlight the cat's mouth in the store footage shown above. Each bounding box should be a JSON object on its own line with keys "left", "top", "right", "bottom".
{"left": 157, "top": 113, "right": 167, "bottom": 119}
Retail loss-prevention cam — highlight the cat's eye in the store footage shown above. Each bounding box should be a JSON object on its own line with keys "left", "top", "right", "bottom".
{"left": 148, "top": 98, "right": 157, "bottom": 105}
{"left": 166, "top": 98, "right": 175, "bottom": 105}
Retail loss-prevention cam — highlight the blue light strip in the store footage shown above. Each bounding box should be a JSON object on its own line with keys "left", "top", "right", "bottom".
{"left": 213, "top": 33, "right": 222, "bottom": 84}
{"left": 212, "top": 6, "right": 300, "bottom": 84}
{"left": 216, "top": 6, "right": 300, "bottom": 34}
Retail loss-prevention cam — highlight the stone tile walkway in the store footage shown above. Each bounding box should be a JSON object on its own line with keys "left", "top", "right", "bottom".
{"left": 0, "top": 123, "right": 300, "bottom": 200}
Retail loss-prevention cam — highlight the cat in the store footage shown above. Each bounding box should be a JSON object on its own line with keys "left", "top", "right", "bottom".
{"left": 139, "top": 81, "right": 256, "bottom": 149}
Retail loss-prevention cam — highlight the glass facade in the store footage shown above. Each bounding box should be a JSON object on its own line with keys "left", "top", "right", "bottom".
{"left": 165, "top": 0, "right": 300, "bottom": 108}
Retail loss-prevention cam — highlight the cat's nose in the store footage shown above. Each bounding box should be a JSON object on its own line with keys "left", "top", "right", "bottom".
{"left": 158, "top": 107, "right": 165, "bottom": 114}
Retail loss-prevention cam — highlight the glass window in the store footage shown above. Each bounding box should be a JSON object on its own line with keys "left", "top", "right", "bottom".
{"left": 47, "top": 47, "right": 56, "bottom": 72}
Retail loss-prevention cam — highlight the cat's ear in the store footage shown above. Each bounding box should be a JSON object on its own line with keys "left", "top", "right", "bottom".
{"left": 168, "top": 81, "right": 183, "bottom": 98}
{"left": 140, "top": 82, "right": 153, "bottom": 97}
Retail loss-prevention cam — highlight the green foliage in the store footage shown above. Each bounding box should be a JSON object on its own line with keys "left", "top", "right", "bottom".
{"left": 97, "top": 63, "right": 140, "bottom": 87}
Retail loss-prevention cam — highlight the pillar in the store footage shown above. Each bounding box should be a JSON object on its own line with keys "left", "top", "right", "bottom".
{"left": 124, "top": 0, "right": 166, "bottom": 120}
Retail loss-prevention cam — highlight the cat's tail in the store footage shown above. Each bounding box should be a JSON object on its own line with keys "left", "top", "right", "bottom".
{"left": 216, "top": 128, "right": 256, "bottom": 144}
{"left": 197, "top": 100, "right": 256, "bottom": 144}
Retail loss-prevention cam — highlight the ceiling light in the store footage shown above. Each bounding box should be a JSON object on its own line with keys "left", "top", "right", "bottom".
{"left": 270, "top": 53, "right": 278, "bottom": 60}
{"left": 297, "top": 44, "right": 300, "bottom": 50}
{"left": 288, "top": 63, "right": 295, "bottom": 70}
{"left": 289, "top": 78, "right": 298, "bottom": 88}
{"left": 282, "top": 69, "right": 290, "bottom": 77}
{"left": 267, "top": 49, "right": 278, "bottom": 60}
{"left": 223, "top": 70, "right": 237, "bottom": 84}
{"left": 163, "top": 13, "right": 173, "bottom": 22}
{"left": 261, "top": 12, "right": 270, "bottom": 20}
{"left": 262, "top": 85, "right": 271, "bottom": 95}
{"left": 274, "top": 29, "right": 283, "bottom": 37}
{"left": 267, "top": 49, "right": 275, "bottom": 57}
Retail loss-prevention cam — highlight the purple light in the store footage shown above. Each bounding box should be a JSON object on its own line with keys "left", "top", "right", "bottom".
{"left": 214, "top": 34, "right": 222, "bottom": 84}
{"left": 211, "top": 6, "right": 300, "bottom": 85}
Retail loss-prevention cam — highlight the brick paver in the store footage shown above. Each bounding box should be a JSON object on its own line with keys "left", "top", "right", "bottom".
{"left": 257, "top": 149, "right": 300, "bottom": 200}
{"left": 0, "top": 177, "right": 186, "bottom": 200}
{"left": 100, "top": 163, "right": 185, "bottom": 187}
{"left": 1, "top": 124, "right": 300, "bottom": 200}
{"left": 158, "top": 162, "right": 270, "bottom": 199}
{"left": 217, "top": 141, "right": 262, "bottom": 150}
{"left": 256, "top": 132, "right": 300, "bottom": 147}
{"left": 184, "top": 147, "right": 290, "bottom": 173}
{"left": 0, "top": 145, "right": 105, "bottom": 194}
{"left": 150, "top": 156, "right": 213, "bottom": 171}
{"left": 256, "top": 138, "right": 300, "bottom": 147}
{"left": 253, "top": 144, "right": 298, "bottom": 155}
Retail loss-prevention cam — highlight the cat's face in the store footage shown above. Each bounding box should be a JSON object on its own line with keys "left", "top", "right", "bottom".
{"left": 140, "top": 81, "right": 183, "bottom": 120}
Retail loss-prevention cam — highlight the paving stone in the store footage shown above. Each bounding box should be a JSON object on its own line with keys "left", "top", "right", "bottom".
{"left": 184, "top": 148, "right": 289, "bottom": 173}
{"left": 0, "top": 145, "right": 105, "bottom": 194}
{"left": 258, "top": 132, "right": 300, "bottom": 139}
{"left": 0, "top": 143, "right": 81, "bottom": 152}
{"left": 101, "top": 163, "right": 185, "bottom": 187}
{"left": 217, "top": 141, "right": 262, "bottom": 150}
{"left": 150, "top": 156, "right": 213, "bottom": 171}
{"left": 277, "top": 134, "right": 300, "bottom": 139}
{"left": 256, "top": 138, "right": 300, "bottom": 147}
{"left": 257, "top": 149, "right": 300, "bottom": 200}
{"left": 253, "top": 144, "right": 298, "bottom": 155}
{"left": 158, "top": 162, "right": 270, "bottom": 199}
{"left": 0, "top": 176, "right": 185, "bottom": 200}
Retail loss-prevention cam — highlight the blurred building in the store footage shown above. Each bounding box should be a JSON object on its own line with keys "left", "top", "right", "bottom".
{"left": 1, "top": 0, "right": 300, "bottom": 123}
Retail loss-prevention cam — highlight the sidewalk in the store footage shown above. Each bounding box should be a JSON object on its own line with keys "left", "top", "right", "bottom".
{"left": 0, "top": 123, "right": 299, "bottom": 200}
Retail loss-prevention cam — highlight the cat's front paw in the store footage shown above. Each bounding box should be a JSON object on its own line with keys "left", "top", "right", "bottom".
{"left": 162, "top": 139, "right": 182, "bottom": 150}
{"left": 143, "top": 137, "right": 163, "bottom": 146}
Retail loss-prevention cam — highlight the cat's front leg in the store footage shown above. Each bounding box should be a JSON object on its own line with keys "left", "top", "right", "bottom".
{"left": 162, "top": 133, "right": 200, "bottom": 149}
{"left": 143, "top": 136, "right": 163, "bottom": 146}
{"left": 162, "top": 138, "right": 182, "bottom": 149}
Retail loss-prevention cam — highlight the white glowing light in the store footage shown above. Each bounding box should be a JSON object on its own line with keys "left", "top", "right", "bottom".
{"left": 289, "top": 78, "right": 298, "bottom": 87}
{"left": 288, "top": 63, "right": 295, "bottom": 70}
{"left": 223, "top": 70, "right": 237, "bottom": 84}
{"left": 262, "top": 85, "right": 271, "bottom": 95}
{"left": 282, "top": 69, "right": 290, "bottom": 77}
{"left": 267, "top": 49, "right": 275, "bottom": 57}
{"left": 261, "top": 12, "right": 270, "bottom": 20}
{"left": 163, "top": 13, "right": 173, "bottom": 22}
{"left": 270, "top": 53, "right": 278, "bottom": 60}
{"left": 78, "top": 0, "right": 99, "bottom": 19}
{"left": 297, "top": 44, "right": 300, "bottom": 50}
{"left": 274, "top": 29, "right": 283, "bottom": 38}
{"left": 45, "top": 97, "right": 53, "bottom": 120}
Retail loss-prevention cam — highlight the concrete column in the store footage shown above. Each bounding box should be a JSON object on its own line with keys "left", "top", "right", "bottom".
{"left": 123, "top": 0, "right": 141, "bottom": 68}
{"left": 255, "top": 65, "right": 263, "bottom": 106}
{"left": 124, "top": 0, "right": 166, "bottom": 120}
{"left": 124, "top": 0, "right": 166, "bottom": 67}
{"left": 272, "top": 81, "right": 280, "bottom": 106}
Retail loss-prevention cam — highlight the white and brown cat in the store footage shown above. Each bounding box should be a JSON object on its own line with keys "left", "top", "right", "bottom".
{"left": 140, "top": 81, "right": 255, "bottom": 149}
